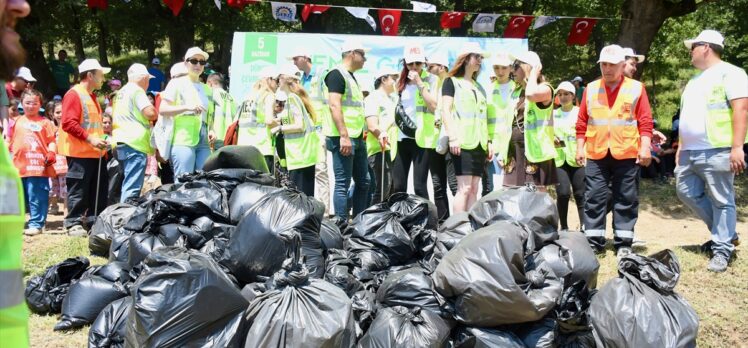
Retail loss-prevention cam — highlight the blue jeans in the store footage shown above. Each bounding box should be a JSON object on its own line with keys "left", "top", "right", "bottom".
{"left": 22, "top": 177, "right": 50, "bottom": 229}
{"left": 675, "top": 148, "right": 737, "bottom": 257}
{"left": 327, "top": 136, "right": 370, "bottom": 219}
{"left": 171, "top": 127, "right": 211, "bottom": 183}
{"left": 116, "top": 144, "right": 147, "bottom": 203}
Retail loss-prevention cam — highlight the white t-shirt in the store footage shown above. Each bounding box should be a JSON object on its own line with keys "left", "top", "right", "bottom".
{"left": 364, "top": 89, "right": 396, "bottom": 120}
{"left": 553, "top": 106, "right": 579, "bottom": 139}
{"left": 399, "top": 84, "right": 418, "bottom": 140}
{"left": 679, "top": 61, "right": 748, "bottom": 150}
{"left": 161, "top": 77, "right": 210, "bottom": 124}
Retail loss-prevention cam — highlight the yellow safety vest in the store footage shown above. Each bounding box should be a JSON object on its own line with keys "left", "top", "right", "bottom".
{"left": 365, "top": 90, "right": 398, "bottom": 158}
{"left": 487, "top": 80, "right": 519, "bottom": 161}
{"left": 281, "top": 93, "right": 319, "bottom": 170}
{"left": 414, "top": 71, "right": 438, "bottom": 149}
{"left": 112, "top": 83, "right": 153, "bottom": 155}
{"left": 522, "top": 83, "right": 557, "bottom": 163}
{"left": 450, "top": 77, "right": 488, "bottom": 151}
{"left": 172, "top": 81, "right": 215, "bottom": 147}
{"left": 211, "top": 87, "right": 236, "bottom": 142}
{"left": 236, "top": 92, "right": 274, "bottom": 156}
{"left": 553, "top": 106, "right": 580, "bottom": 167}
{"left": 323, "top": 67, "right": 365, "bottom": 138}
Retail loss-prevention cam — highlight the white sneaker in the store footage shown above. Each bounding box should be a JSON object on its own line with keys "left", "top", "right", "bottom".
{"left": 24, "top": 227, "right": 42, "bottom": 236}
{"left": 67, "top": 225, "right": 87, "bottom": 237}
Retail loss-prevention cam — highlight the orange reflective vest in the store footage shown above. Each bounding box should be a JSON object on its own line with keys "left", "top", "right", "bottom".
{"left": 584, "top": 78, "right": 643, "bottom": 160}
{"left": 57, "top": 84, "right": 105, "bottom": 158}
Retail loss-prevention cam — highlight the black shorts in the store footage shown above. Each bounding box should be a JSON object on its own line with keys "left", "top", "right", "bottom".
{"left": 453, "top": 147, "right": 486, "bottom": 176}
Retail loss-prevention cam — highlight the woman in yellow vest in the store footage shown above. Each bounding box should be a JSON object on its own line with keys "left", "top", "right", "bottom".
{"left": 235, "top": 66, "right": 278, "bottom": 172}
{"left": 391, "top": 43, "right": 440, "bottom": 209}
{"left": 158, "top": 47, "right": 214, "bottom": 182}
{"left": 441, "top": 42, "right": 491, "bottom": 213}
{"left": 364, "top": 68, "right": 398, "bottom": 204}
{"left": 553, "top": 81, "right": 585, "bottom": 230}
{"left": 504, "top": 51, "right": 557, "bottom": 190}
{"left": 485, "top": 52, "right": 519, "bottom": 195}
{"left": 271, "top": 65, "right": 319, "bottom": 196}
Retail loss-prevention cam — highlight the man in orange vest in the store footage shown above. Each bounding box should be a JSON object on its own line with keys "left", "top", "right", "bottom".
{"left": 58, "top": 59, "right": 110, "bottom": 237}
{"left": 575, "top": 45, "right": 654, "bottom": 258}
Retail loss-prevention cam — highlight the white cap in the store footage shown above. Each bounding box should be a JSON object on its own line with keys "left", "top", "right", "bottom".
{"left": 78, "top": 59, "right": 111, "bottom": 74}
{"left": 258, "top": 66, "right": 277, "bottom": 79}
{"left": 170, "top": 62, "right": 188, "bottom": 77}
{"left": 512, "top": 51, "right": 541, "bottom": 67}
{"left": 622, "top": 47, "right": 645, "bottom": 63}
{"left": 127, "top": 63, "right": 155, "bottom": 80}
{"left": 374, "top": 67, "right": 399, "bottom": 79}
{"left": 597, "top": 44, "right": 625, "bottom": 64}
{"left": 184, "top": 47, "right": 209, "bottom": 60}
{"left": 403, "top": 43, "right": 426, "bottom": 64}
{"left": 277, "top": 64, "right": 301, "bottom": 79}
{"left": 340, "top": 39, "right": 370, "bottom": 54}
{"left": 428, "top": 53, "right": 449, "bottom": 67}
{"left": 556, "top": 81, "right": 576, "bottom": 94}
{"left": 684, "top": 29, "right": 724, "bottom": 49}
{"left": 457, "top": 42, "right": 489, "bottom": 58}
{"left": 275, "top": 90, "right": 288, "bottom": 102}
{"left": 151, "top": 57, "right": 161, "bottom": 65}
{"left": 572, "top": 76, "right": 583, "bottom": 82}
{"left": 286, "top": 47, "right": 311, "bottom": 60}
{"left": 15, "top": 67, "right": 36, "bottom": 82}
{"left": 491, "top": 52, "right": 513, "bottom": 67}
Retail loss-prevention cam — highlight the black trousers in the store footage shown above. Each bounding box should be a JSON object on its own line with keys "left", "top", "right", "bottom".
{"left": 391, "top": 138, "right": 429, "bottom": 199}
{"left": 556, "top": 164, "right": 585, "bottom": 230}
{"left": 64, "top": 156, "right": 108, "bottom": 229}
{"left": 445, "top": 153, "right": 458, "bottom": 196}
{"left": 264, "top": 155, "right": 275, "bottom": 174}
{"left": 368, "top": 151, "right": 391, "bottom": 205}
{"left": 583, "top": 153, "right": 640, "bottom": 250}
{"left": 428, "top": 150, "right": 450, "bottom": 223}
{"left": 289, "top": 165, "right": 315, "bottom": 197}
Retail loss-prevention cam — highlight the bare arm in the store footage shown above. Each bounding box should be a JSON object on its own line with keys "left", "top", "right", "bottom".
{"left": 729, "top": 97, "right": 747, "bottom": 173}
{"left": 525, "top": 66, "right": 552, "bottom": 104}
{"left": 328, "top": 92, "right": 348, "bottom": 138}
{"left": 158, "top": 98, "right": 196, "bottom": 117}
{"left": 142, "top": 105, "right": 157, "bottom": 121}
{"left": 420, "top": 84, "right": 438, "bottom": 113}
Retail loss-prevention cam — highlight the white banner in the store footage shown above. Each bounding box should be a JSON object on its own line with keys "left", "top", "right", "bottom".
{"left": 271, "top": 2, "right": 297, "bottom": 22}
{"left": 472, "top": 14, "right": 501, "bottom": 33}
{"left": 345, "top": 7, "right": 377, "bottom": 31}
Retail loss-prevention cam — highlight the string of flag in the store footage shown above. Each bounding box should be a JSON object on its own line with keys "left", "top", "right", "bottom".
{"left": 86, "top": 0, "right": 614, "bottom": 45}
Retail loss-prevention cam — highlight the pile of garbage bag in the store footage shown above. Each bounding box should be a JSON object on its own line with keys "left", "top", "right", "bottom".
{"left": 25, "top": 178, "right": 700, "bottom": 347}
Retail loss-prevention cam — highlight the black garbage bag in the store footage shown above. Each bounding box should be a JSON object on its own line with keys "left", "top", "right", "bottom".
{"left": 387, "top": 192, "right": 438, "bottom": 231}
{"left": 185, "top": 216, "right": 234, "bottom": 249}
{"left": 410, "top": 226, "right": 437, "bottom": 262}
{"left": 344, "top": 205, "right": 416, "bottom": 271}
{"left": 432, "top": 221, "right": 563, "bottom": 326}
{"left": 351, "top": 289, "right": 377, "bottom": 338}
{"left": 243, "top": 263, "right": 356, "bottom": 347}
{"left": 555, "top": 280, "right": 596, "bottom": 348}
{"left": 107, "top": 157, "right": 124, "bottom": 206}
{"left": 88, "top": 296, "right": 132, "bottom": 348}
{"left": 109, "top": 233, "right": 131, "bottom": 264}
{"left": 512, "top": 317, "right": 557, "bottom": 348}
{"left": 125, "top": 185, "right": 229, "bottom": 234}
{"left": 375, "top": 267, "right": 444, "bottom": 315}
{"left": 202, "top": 145, "right": 270, "bottom": 173}
{"left": 320, "top": 218, "right": 344, "bottom": 252}
{"left": 126, "top": 247, "right": 248, "bottom": 348}
{"left": 55, "top": 262, "right": 130, "bottom": 331}
{"left": 90, "top": 204, "right": 137, "bottom": 257}
{"left": 179, "top": 168, "right": 274, "bottom": 197}
{"left": 325, "top": 249, "right": 364, "bottom": 296}
{"left": 469, "top": 187, "right": 558, "bottom": 247}
{"left": 220, "top": 189, "right": 324, "bottom": 284}
{"left": 429, "top": 212, "right": 475, "bottom": 267}
{"left": 25, "top": 256, "right": 90, "bottom": 314}
{"left": 228, "top": 181, "right": 280, "bottom": 224}
{"left": 127, "top": 224, "right": 185, "bottom": 268}
{"left": 453, "top": 327, "right": 525, "bottom": 348}
{"left": 357, "top": 306, "right": 451, "bottom": 347}
{"left": 556, "top": 231, "right": 600, "bottom": 289}
{"left": 589, "top": 250, "right": 699, "bottom": 348}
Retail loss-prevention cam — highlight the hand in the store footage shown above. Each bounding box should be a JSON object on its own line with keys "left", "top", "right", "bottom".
{"left": 270, "top": 126, "right": 281, "bottom": 135}
{"left": 339, "top": 135, "right": 352, "bottom": 156}
{"left": 730, "top": 147, "right": 746, "bottom": 174}
{"left": 88, "top": 136, "right": 109, "bottom": 150}
{"left": 652, "top": 130, "right": 667, "bottom": 145}
{"left": 637, "top": 148, "right": 652, "bottom": 167}
{"left": 531, "top": 64, "right": 543, "bottom": 76}
{"left": 378, "top": 133, "right": 389, "bottom": 151}
{"left": 208, "top": 130, "right": 216, "bottom": 143}
{"left": 487, "top": 145, "right": 494, "bottom": 161}
{"left": 408, "top": 71, "right": 423, "bottom": 86}
{"left": 268, "top": 117, "right": 281, "bottom": 128}
{"left": 575, "top": 152, "right": 586, "bottom": 167}
{"left": 449, "top": 138, "right": 461, "bottom": 156}
{"left": 191, "top": 104, "right": 206, "bottom": 114}
{"left": 45, "top": 151, "right": 56, "bottom": 166}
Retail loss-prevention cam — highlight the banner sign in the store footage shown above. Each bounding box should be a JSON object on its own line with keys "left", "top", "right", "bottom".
{"left": 229, "top": 32, "right": 528, "bottom": 102}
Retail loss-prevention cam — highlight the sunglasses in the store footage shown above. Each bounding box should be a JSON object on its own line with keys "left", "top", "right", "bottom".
{"left": 690, "top": 42, "right": 708, "bottom": 52}
{"left": 186, "top": 58, "right": 208, "bottom": 66}
{"left": 407, "top": 61, "right": 424, "bottom": 66}
{"left": 512, "top": 61, "right": 523, "bottom": 70}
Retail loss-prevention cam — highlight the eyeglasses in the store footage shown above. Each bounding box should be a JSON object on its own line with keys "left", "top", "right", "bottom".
{"left": 690, "top": 42, "right": 708, "bottom": 52}
{"left": 407, "top": 62, "right": 424, "bottom": 66}
{"left": 512, "top": 61, "right": 523, "bottom": 70}
{"left": 186, "top": 58, "right": 208, "bottom": 66}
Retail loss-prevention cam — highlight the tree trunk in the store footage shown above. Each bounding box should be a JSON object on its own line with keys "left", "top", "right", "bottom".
{"left": 69, "top": 5, "right": 86, "bottom": 63}
{"left": 96, "top": 14, "right": 109, "bottom": 66}
{"left": 16, "top": 8, "right": 54, "bottom": 96}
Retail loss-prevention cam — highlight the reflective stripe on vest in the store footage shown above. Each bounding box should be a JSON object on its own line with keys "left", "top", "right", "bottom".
{"left": 56, "top": 84, "right": 104, "bottom": 158}
{"left": 584, "top": 77, "right": 643, "bottom": 160}
{"left": 694, "top": 70, "right": 748, "bottom": 147}
{"left": 451, "top": 77, "right": 488, "bottom": 151}
{"left": 488, "top": 81, "right": 519, "bottom": 160}
{"left": 112, "top": 84, "right": 153, "bottom": 155}
{"left": 523, "top": 88, "right": 557, "bottom": 163}
{"left": 236, "top": 92, "right": 273, "bottom": 156}
{"left": 554, "top": 107, "right": 580, "bottom": 167}
{"left": 414, "top": 72, "right": 438, "bottom": 149}
{"left": 324, "top": 67, "right": 365, "bottom": 138}
{"left": 282, "top": 94, "right": 319, "bottom": 170}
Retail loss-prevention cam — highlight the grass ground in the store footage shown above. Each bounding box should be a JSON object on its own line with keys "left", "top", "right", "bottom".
{"left": 23, "top": 176, "right": 748, "bottom": 348}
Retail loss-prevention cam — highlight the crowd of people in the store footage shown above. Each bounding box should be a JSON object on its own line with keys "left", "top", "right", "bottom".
{"left": 2, "top": 30, "right": 746, "bottom": 276}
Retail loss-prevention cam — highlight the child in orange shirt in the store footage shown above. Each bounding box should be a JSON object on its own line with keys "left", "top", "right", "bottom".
{"left": 47, "top": 99, "right": 68, "bottom": 215}
{"left": 11, "top": 90, "right": 57, "bottom": 235}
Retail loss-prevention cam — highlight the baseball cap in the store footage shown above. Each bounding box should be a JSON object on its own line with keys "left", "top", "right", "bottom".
{"left": 491, "top": 52, "right": 513, "bottom": 67}
{"left": 107, "top": 79, "right": 122, "bottom": 87}
{"left": 184, "top": 47, "right": 209, "bottom": 61}
{"left": 277, "top": 64, "right": 301, "bottom": 79}
{"left": 374, "top": 67, "right": 399, "bottom": 79}
{"left": 52, "top": 95, "right": 62, "bottom": 101}
{"left": 512, "top": 51, "right": 541, "bottom": 67}
{"left": 684, "top": 29, "right": 724, "bottom": 49}
{"left": 597, "top": 44, "right": 625, "bottom": 64}
{"left": 275, "top": 90, "right": 288, "bottom": 102}
{"left": 151, "top": 57, "right": 161, "bottom": 65}
{"left": 170, "top": 62, "right": 188, "bottom": 77}
{"left": 286, "top": 47, "right": 311, "bottom": 60}
{"left": 258, "top": 66, "right": 277, "bottom": 79}
{"left": 15, "top": 67, "right": 36, "bottom": 82}
{"left": 340, "top": 39, "right": 370, "bottom": 54}
{"left": 78, "top": 59, "right": 111, "bottom": 74}
{"left": 556, "top": 81, "right": 576, "bottom": 94}
{"left": 572, "top": 76, "right": 583, "bottom": 82}
{"left": 428, "top": 53, "right": 449, "bottom": 67}
{"left": 457, "top": 42, "right": 489, "bottom": 58}
{"left": 622, "top": 47, "right": 645, "bottom": 63}
{"left": 127, "top": 63, "right": 155, "bottom": 80}
{"left": 403, "top": 43, "right": 426, "bottom": 64}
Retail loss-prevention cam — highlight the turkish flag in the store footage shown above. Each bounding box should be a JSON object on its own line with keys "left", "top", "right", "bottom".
{"left": 227, "top": 0, "right": 258, "bottom": 10}
{"left": 567, "top": 18, "right": 597, "bottom": 45}
{"left": 301, "top": 4, "right": 331, "bottom": 22}
{"left": 87, "top": 0, "right": 107, "bottom": 10}
{"left": 378, "top": 9, "right": 402, "bottom": 36}
{"left": 440, "top": 12, "right": 466, "bottom": 29}
{"left": 163, "top": 0, "right": 185, "bottom": 16}
{"left": 503, "top": 15, "right": 534, "bottom": 38}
